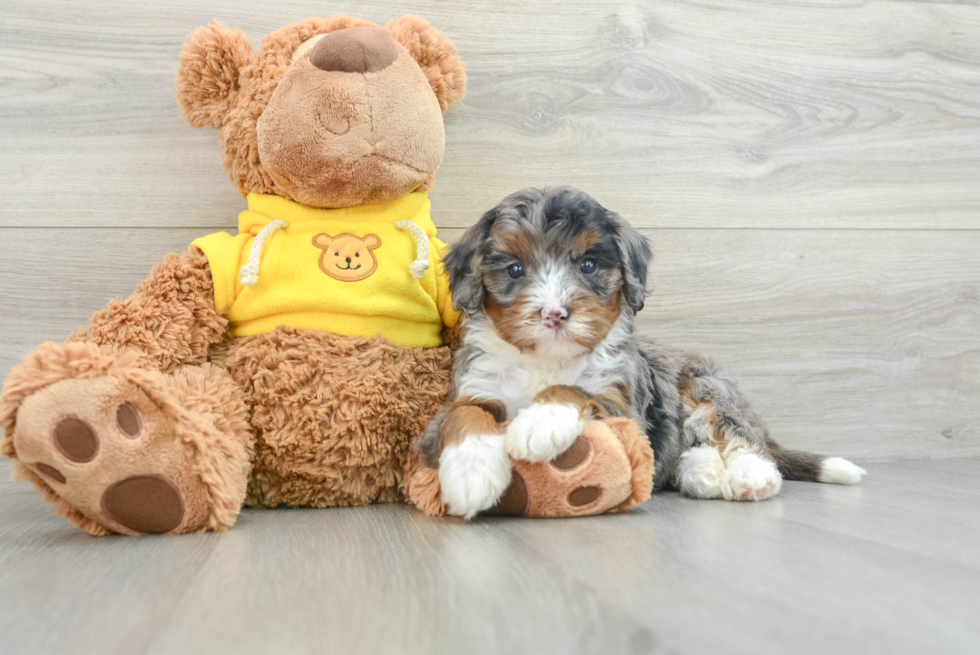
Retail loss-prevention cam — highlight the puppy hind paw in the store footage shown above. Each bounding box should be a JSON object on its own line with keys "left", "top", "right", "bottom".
{"left": 439, "top": 434, "right": 512, "bottom": 520}
{"left": 723, "top": 453, "right": 782, "bottom": 501}
{"left": 505, "top": 404, "right": 586, "bottom": 463}
{"left": 677, "top": 446, "right": 727, "bottom": 499}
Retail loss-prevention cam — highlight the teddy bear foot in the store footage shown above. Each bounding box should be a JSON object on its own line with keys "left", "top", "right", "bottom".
{"left": 3, "top": 343, "right": 253, "bottom": 535}
{"left": 402, "top": 417, "right": 654, "bottom": 519}
{"left": 11, "top": 375, "right": 220, "bottom": 535}
{"left": 483, "top": 418, "right": 654, "bottom": 518}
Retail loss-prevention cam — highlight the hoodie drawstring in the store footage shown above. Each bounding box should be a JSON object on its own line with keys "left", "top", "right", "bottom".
{"left": 240, "top": 220, "right": 288, "bottom": 287}
{"left": 394, "top": 220, "right": 430, "bottom": 279}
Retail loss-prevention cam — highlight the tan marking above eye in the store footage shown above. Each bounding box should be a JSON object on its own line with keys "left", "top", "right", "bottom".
{"left": 291, "top": 34, "right": 326, "bottom": 64}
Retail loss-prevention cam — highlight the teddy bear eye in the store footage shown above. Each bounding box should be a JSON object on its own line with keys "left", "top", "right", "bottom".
{"left": 334, "top": 252, "right": 339, "bottom": 256}
{"left": 355, "top": 253, "right": 360, "bottom": 257}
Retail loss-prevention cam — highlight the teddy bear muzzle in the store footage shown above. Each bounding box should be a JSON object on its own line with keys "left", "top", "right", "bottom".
{"left": 309, "top": 26, "right": 398, "bottom": 74}
{"left": 256, "top": 26, "right": 446, "bottom": 209}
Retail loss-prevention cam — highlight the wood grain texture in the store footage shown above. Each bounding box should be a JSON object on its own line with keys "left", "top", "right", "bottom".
{"left": 0, "top": 1, "right": 978, "bottom": 463}
{"left": 1, "top": 457, "right": 978, "bottom": 655}
{"left": 1, "top": 0, "right": 979, "bottom": 228}
{"left": 1, "top": 227, "right": 977, "bottom": 462}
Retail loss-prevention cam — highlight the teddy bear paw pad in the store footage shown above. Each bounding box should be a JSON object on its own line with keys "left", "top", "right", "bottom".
{"left": 101, "top": 475, "right": 185, "bottom": 534}
{"left": 12, "top": 376, "right": 207, "bottom": 535}
{"left": 550, "top": 435, "right": 592, "bottom": 471}
{"left": 53, "top": 417, "right": 100, "bottom": 462}
{"left": 567, "top": 485, "right": 602, "bottom": 507}
{"left": 483, "top": 470, "right": 529, "bottom": 516}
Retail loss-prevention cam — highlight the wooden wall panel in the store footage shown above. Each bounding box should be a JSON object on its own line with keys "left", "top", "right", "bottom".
{"left": 1, "top": 0, "right": 978, "bottom": 461}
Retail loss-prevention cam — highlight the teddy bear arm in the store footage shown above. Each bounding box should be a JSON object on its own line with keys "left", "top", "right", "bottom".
{"left": 69, "top": 247, "right": 227, "bottom": 373}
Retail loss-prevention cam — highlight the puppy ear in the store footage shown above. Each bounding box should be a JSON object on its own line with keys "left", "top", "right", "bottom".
{"left": 386, "top": 15, "right": 466, "bottom": 112}
{"left": 609, "top": 211, "right": 653, "bottom": 312}
{"left": 444, "top": 208, "right": 497, "bottom": 314}
{"left": 176, "top": 22, "right": 255, "bottom": 128}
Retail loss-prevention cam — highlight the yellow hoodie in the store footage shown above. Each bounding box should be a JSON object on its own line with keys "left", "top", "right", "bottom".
{"left": 192, "top": 192, "right": 459, "bottom": 348}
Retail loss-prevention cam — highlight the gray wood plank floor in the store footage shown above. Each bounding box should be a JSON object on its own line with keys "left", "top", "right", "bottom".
{"left": 1, "top": 457, "right": 977, "bottom": 655}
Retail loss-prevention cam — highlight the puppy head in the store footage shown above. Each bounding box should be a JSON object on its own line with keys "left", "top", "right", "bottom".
{"left": 445, "top": 187, "right": 652, "bottom": 356}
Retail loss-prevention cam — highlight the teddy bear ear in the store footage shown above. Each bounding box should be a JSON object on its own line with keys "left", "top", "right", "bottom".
{"left": 386, "top": 16, "right": 467, "bottom": 112}
{"left": 175, "top": 22, "right": 255, "bottom": 128}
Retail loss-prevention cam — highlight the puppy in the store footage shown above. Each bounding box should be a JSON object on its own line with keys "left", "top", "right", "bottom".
{"left": 420, "top": 187, "right": 866, "bottom": 519}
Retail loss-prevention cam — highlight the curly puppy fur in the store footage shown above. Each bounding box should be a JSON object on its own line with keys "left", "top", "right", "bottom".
{"left": 420, "top": 187, "right": 866, "bottom": 512}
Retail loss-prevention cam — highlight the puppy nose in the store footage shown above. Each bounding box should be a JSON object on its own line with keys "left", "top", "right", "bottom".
{"left": 309, "top": 26, "right": 399, "bottom": 74}
{"left": 541, "top": 304, "right": 571, "bottom": 328}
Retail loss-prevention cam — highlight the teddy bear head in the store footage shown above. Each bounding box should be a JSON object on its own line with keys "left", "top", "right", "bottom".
{"left": 175, "top": 16, "right": 466, "bottom": 208}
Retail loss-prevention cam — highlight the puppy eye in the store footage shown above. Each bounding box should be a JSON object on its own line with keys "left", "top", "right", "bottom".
{"left": 507, "top": 262, "right": 526, "bottom": 279}
{"left": 580, "top": 256, "right": 598, "bottom": 275}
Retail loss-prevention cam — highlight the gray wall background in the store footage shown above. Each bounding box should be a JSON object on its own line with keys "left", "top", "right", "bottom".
{"left": 1, "top": 0, "right": 978, "bottom": 462}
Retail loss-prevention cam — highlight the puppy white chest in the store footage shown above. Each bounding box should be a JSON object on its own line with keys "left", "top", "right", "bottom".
{"left": 458, "top": 317, "right": 623, "bottom": 418}
{"left": 463, "top": 355, "right": 587, "bottom": 418}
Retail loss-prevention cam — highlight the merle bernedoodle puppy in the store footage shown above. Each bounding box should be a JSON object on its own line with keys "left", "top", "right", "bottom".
{"left": 419, "top": 186, "right": 865, "bottom": 518}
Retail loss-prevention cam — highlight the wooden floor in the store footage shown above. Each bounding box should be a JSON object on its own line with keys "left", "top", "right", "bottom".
{"left": 0, "top": 457, "right": 977, "bottom": 655}
{"left": 1, "top": 2, "right": 979, "bottom": 653}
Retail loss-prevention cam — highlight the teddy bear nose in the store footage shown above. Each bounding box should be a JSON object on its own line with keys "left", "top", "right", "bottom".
{"left": 309, "top": 26, "right": 399, "bottom": 74}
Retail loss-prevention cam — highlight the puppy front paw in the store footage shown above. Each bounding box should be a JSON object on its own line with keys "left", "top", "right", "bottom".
{"left": 506, "top": 404, "right": 586, "bottom": 463}
{"left": 439, "top": 434, "right": 512, "bottom": 520}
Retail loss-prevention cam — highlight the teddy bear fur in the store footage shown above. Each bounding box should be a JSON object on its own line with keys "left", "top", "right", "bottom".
{"left": 405, "top": 417, "right": 654, "bottom": 518}
{"left": 1, "top": 16, "right": 466, "bottom": 535}
{"left": 176, "top": 16, "right": 466, "bottom": 206}
{"left": 1, "top": 15, "right": 652, "bottom": 536}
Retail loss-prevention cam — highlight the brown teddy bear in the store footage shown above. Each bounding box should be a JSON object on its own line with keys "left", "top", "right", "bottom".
{"left": 0, "top": 16, "right": 652, "bottom": 535}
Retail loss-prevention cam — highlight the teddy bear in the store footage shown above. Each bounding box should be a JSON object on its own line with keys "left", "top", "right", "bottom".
{"left": 0, "top": 15, "right": 653, "bottom": 535}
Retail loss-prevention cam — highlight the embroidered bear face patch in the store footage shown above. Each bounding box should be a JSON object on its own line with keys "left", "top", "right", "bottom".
{"left": 312, "top": 233, "right": 381, "bottom": 281}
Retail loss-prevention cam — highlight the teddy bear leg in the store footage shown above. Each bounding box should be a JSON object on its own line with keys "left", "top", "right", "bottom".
{"left": 2, "top": 343, "right": 252, "bottom": 535}
{"left": 487, "top": 418, "right": 654, "bottom": 517}
{"left": 224, "top": 327, "right": 450, "bottom": 509}
{"left": 404, "top": 417, "right": 654, "bottom": 519}
{"left": 0, "top": 247, "right": 249, "bottom": 534}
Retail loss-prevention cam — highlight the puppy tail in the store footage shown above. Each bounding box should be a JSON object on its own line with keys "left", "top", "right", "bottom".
{"left": 768, "top": 443, "right": 867, "bottom": 485}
